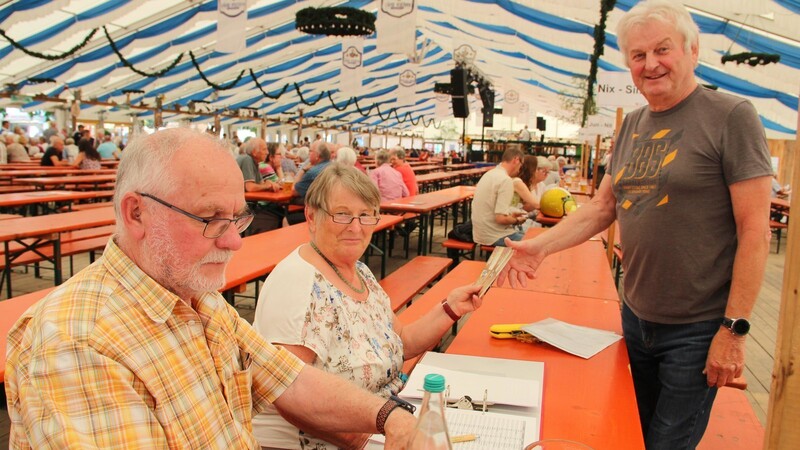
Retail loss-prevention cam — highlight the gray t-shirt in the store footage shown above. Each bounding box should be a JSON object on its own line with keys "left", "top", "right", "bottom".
{"left": 236, "top": 154, "right": 262, "bottom": 185}
{"left": 610, "top": 86, "right": 772, "bottom": 324}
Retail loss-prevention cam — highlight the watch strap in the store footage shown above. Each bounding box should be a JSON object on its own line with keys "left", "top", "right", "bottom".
{"left": 441, "top": 300, "right": 461, "bottom": 321}
{"left": 376, "top": 399, "right": 400, "bottom": 435}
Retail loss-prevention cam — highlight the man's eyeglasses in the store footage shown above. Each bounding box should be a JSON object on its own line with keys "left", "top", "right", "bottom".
{"left": 138, "top": 192, "right": 254, "bottom": 238}
{"left": 320, "top": 208, "right": 381, "bottom": 226}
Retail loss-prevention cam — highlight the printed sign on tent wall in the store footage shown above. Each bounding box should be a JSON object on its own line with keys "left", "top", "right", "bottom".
{"left": 434, "top": 93, "right": 452, "bottom": 119}
{"left": 376, "top": 0, "right": 417, "bottom": 55}
{"left": 596, "top": 71, "right": 646, "bottom": 108}
{"left": 503, "top": 90, "right": 521, "bottom": 118}
{"left": 216, "top": 0, "right": 247, "bottom": 53}
{"left": 397, "top": 67, "right": 417, "bottom": 106}
{"left": 340, "top": 37, "right": 364, "bottom": 96}
{"left": 517, "top": 101, "right": 531, "bottom": 125}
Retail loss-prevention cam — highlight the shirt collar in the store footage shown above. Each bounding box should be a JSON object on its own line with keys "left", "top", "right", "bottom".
{"left": 102, "top": 238, "right": 181, "bottom": 324}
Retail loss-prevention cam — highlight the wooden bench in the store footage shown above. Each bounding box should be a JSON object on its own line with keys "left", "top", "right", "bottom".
{"left": 697, "top": 387, "right": 764, "bottom": 449}
{"left": 60, "top": 201, "right": 114, "bottom": 212}
{"left": 379, "top": 256, "right": 451, "bottom": 313}
{"left": 441, "top": 238, "right": 476, "bottom": 268}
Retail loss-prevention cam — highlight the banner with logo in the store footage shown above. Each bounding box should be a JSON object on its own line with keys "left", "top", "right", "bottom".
{"left": 340, "top": 37, "right": 365, "bottom": 96}
{"left": 503, "top": 90, "right": 521, "bottom": 118}
{"left": 376, "top": 0, "right": 417, "bottom": 55}
{"left": 216, "top": 0, "right": 248, "bottom": 53}
{"left": 451, "top": 39, "right": 478, "bottom": 65}
{"left": 396, "top": 67, "right": 417, "bottom": 106}
{"left": 434, "top": 93, "right": 452, "bottom": 118}
{"left": 517, "top": 101, "right": 531, "bottom": 125}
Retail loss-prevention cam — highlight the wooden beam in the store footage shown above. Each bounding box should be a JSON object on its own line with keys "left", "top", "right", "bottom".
{"left": 764, "top": 90, "right": 800, "bottom": 449}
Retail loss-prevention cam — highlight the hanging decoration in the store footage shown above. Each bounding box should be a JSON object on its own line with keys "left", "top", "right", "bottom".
{"left": 0, "top": 28, "right": 97, "bottom": 60}
{"left": 250, "top": 70, "right": 289, "bottom": 99}
{"left": 721, "top": 52, "right": 780, "bottom": 66}
{"left": 295, "top": 7, "right": 375, "bottom": 37}
{"left": 104, "top": 27, "right": 184, "bottom": 78}
{"left": 584, "top": 0, "right": 615, "bottom": 127}
{"left": 189, "top": 51, "right": 244, "bottom": 90}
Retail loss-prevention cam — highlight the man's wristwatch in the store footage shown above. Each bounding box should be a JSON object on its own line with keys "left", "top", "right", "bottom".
{"left": 376, "top": 396, "right": 416, "bottom": 435}
{"left": 721, "top": 317, "right": 751, "bottom": 336}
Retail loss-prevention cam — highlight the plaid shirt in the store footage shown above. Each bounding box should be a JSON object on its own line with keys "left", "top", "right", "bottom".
{"left": 5, "top": 239, "right": 304, "bottom": 449}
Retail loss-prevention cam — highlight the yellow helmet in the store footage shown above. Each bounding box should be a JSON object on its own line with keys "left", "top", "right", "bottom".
{"left": 540, "top": 187, "right": 577, "bottom": 218}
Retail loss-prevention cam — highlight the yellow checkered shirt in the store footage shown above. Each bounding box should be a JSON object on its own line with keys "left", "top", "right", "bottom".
{"left": 5, "top": 239, "right": 304, "bottom": 449}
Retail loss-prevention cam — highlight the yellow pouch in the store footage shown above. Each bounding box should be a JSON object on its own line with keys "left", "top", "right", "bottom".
{"left": 489, "top": 324, "right": 540, "bottom": 343}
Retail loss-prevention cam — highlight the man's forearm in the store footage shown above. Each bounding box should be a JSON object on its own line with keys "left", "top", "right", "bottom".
{"left": 274, "top": 365, "right": 415, "bottom": 442}
{"left": 725, "top": 226, "right": 770, "bottom": 318}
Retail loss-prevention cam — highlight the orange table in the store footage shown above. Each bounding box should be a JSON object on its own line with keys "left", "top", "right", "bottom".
{"left": 380, "top": 186, "right": 475, "bottom": 255}
{"left": 222, "top": 214, "right": 403, "bottom": 302}
{"left": 0, "top": 207, "right": 115, "bottom": 297}
{"left": 447, "top": 288, "right": 644, "bottom": 449}
{"left": 16, "top": 174, "right": 116, "bottom": 190}
{"left": 516, "top": 228, "right": 620, "bottom": 301}
{"left": 0, "top": 287, "right": 55, "bottom": 381}
{"left": 0, "top": 190, "right": 114, "bottom": 214}
{"left": 245, "top": 190, "right": 294, "bottom": 204}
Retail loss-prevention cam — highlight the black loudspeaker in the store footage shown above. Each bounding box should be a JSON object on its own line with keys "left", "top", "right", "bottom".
{"left": 536, "top": 116, "right": 546, "bottom": 131}
{"left": 450, "top": 68, "right": 469, "bottom": 118}
{"left": 482, "top": 111, "right": 493, "bottom": 127}
{"left": 450, "top": 68, "right": 468, "bottom": 96}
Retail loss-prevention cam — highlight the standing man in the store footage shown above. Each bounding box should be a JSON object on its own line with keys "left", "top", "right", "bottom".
{"left": 236, "top": 137, "right": 283, "bottom": 234}
{"left": 471, "top": 148, "right": 527, "bottom": 246}
{"left": 389, "top": 146, "right": 419, "bottom": 196}
{"left": 5, "top": 128, "right": 416, "bottom": 449}
{"left": 498, "top": 1, "right": 772, "bottom": 448}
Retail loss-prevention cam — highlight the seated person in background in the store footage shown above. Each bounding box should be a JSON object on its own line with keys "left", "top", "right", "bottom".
{"left": 418, "top": 149, "right": 430, "bottom": 161}
{"left": 289, "top": 142, "right": 332, "bottom": 224}
{"left": 336, "top": 146, "right": 367, "bottom": 174}
{"left": 258, "top": 142, "right": 284, "bottom": 181}
{"left": 544, "top": 158, "right": 561, "bottom": 186}
{"left": 370, "top": 149, "right": 408, "bottom": 201}
{"left": 281, "top": 145, "right": 299, "bottom": 177}
{"left": 556, "top": 156, "right": 567, "bottom": 174}
{"left": 252, "top": 163, "right": 482, "bottom": 449}
{"left": 63, "top": 137, "right": 79, "bottom": 162}
{"left": 512, "top": 155, "right": 542, "bottom": 214}
{"left": 236, "top": 138, "right": 284, "bottom": 234}
{"left": 771, "top": 173, "right": 790, "bottom": 199}
{"left": 5, "top": 134, "right": 30, "bottom": 162}
{"left": 531, "top": 156, "right": 552, "bottom": 203}
{"left": 294, "top": 145, "right": 310, "bottom": 170}
{"left": 71, "top": 138, "right": 102, "bottom": 170}
{"left": 96, "top": 133, "right": 121, "bottom": 159}
{"left": 472, "top": 148, "right": 527, "bottom": 246}
{"left": 6, "top": 128, "right": 417, "bottom": 449}
{"left": 390, "top": 147, "right": 419, "bottom": 196}
{"left": 40, "top": 136, "right": 69, "bottom": 166}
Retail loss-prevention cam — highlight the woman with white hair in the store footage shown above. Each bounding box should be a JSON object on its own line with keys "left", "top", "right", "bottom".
{"left": 335, "top": 146, "right": 367, "bottom": 174}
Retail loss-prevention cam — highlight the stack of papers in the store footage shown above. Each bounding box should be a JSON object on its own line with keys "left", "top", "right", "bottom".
{"left": 521, "top": 318, "right": 622, "bottom": 359}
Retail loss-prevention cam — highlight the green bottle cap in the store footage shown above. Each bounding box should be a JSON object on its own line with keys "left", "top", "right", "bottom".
{"left": 423, "top": 373, "right": 446, "bottom": 393}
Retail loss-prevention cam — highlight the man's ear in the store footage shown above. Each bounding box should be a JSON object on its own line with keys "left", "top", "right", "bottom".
{"left": 120, "top": 192, "right": 146, "bottom": 239}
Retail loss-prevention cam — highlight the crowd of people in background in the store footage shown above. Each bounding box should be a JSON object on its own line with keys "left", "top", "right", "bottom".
{"left": 0, "top": 119, "right": 125, "bottom": 166}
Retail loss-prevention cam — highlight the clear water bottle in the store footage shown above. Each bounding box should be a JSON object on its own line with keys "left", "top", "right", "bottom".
{"left": 407, "top": 374, "right": 452, "bottom": 450}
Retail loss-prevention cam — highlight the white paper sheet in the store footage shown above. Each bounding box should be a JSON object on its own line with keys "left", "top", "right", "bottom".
{"left": 522, "top": 318, "right": 622, "bottom": 359}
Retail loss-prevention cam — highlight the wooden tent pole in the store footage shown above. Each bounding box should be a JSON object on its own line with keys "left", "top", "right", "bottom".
{"left": 764, "top": 90, "right": 800, "bottom": 449}
{"left": 605, "top": 107, "right": 624, "bottom": 267}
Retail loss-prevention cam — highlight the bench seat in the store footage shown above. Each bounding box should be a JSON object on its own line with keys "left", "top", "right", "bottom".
{"left": 379, "top": 256, "right": 450, "bottom": 313}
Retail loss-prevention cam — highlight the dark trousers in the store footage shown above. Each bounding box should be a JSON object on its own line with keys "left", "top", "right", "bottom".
{"left": 622, "top": 304, "right": 719, "bottom": 449}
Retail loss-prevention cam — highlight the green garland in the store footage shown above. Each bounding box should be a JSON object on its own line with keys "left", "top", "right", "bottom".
{"left": 295, "top": 7, "right": 375, "bottom": 36}
{"left": 584, "top": 0, "right": 615, "bottom": 127}
{"left": 250, "top": 70, "right": 290, "bottom": 99}
{"left": 189, "top": 51, "right": 244, "bottom": 90}
{"left": 0, "top": 28, "right": 97, "bottom": 60}
{"left": 104, "top": 27, "right": 183, "bottom": 78}
{"left": 721, "top": 52, "right": 780, "bottom": 67}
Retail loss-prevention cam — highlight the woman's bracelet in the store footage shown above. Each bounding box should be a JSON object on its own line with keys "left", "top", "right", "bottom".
{"left": 441, "top": 300, "right": 461, "bottom": 321}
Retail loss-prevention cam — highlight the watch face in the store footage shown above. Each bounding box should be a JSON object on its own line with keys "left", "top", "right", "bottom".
{"left": 732, "top": 318, "right": 750, "bottom": 335}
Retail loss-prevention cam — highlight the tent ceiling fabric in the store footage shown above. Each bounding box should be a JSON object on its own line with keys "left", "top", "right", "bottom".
{"left": 0, "top": 0, "right": 797, "bottom": 139}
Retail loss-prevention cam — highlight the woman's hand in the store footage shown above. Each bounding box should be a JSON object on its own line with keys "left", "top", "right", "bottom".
{"left": 445, "top": 284, "right": 483, "bottom": 317}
